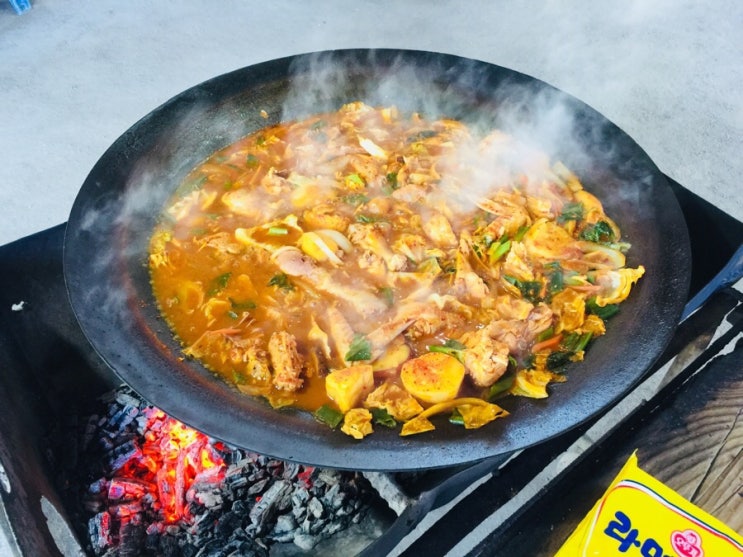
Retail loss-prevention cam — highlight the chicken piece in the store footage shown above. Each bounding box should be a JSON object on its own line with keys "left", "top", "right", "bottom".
{"left": 324, "top": 305, "right": 355, "bottom": 363}
{"left": 492, "top": 294, "right": 534, "bottom": 320}
{"left": 501, "top": 242, "right": 535, "bottom": 282}
{"left": 453, "top": 236, "right": 490, "bottom": 301}
{"left": 406, "top": 308, "right": 467, "bottom": 341}
{"left": 222, "top": 188, "right": 285, "bottom": 222}
{"left": 522, "top": 219, "right": 581, "bottom": 262}
{"left": 392, "top": 233, "right": 428, "bottom": 263}
{"left": 272, "top": 247, "right": 388, "bottom": 317}
{"left": 365, "top": 303, "right": 427, "bottom": 359}
{"left": 462, "top": 329, "right": 510, "bottom": 387}
{"left": 485, "top": 303, "right": 554, "bottom": 356}
{"left": 302, "top": 202, "right": 351, "bottom": 232}
{"left": 167, "top": 189, "right": 217, "bottom": 222}
{"left": 268, "top": 331, "right": 304, "bottom": 391}
{"left": 347, "top": 223, "right": 408, "bottom": 271}
{"left": 357, "top": 250, "right": 387, "bottom": 277}
{"left": 197, "top": 232, "right": 243, "bottom": 256}
{"left": 391, "top": 183, "right": 428, "bottom": 204}
{"left": 185, "top": 329, "right": 271, "bottom": 384}
{"left": 477, "top": 190, "right": 531, "bottom": 239}
{"left": 524, "top": 303, "right": 554, "bottom": 341}
{"left": 422, "top": 211, "right": 458, "bottom": 248}
{"left": 307, "top": 316, "right": 332, "bottom": 361}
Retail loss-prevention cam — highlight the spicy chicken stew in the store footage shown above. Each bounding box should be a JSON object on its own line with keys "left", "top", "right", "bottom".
{"left": 149, "top": 102, "right": 644, "bottom": 440}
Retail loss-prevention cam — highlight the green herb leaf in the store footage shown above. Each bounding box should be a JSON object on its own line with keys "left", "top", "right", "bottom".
{"left": 580, "top": 221, "right": 615, "bottom": 243}
{"left": 229, "top": 297, "right": 257, "bottom": 311}
{"left": 487, "top": 373, "right": 516, "bottom": 399}
{"left": 557, "top": 202, "right": 585, "bottom": 224}
{"left": 586, "top": 297, "right": 619, "bottom": 319}
{"left": 546, "top": 351, "right": 572, "bottom": 370}
{"left": 487, "top": 239, "right": 511, "bottom": 263}
{"left": 345, "top": 173, "right": 365, "bottom": 188}
{"left": 513, "top": 225, "right": 530, "bottom": 241}
{"left": 370, "top": 408, "right": 397, "bottom": 428}
{"left": 268, "top": 227, "right": 288, "bottom": 236}
{"left": 536, "top": 326, "right": 555, "bottom": 343}
{"left": 268, "top": 273, "right": 294, "bottom": 291}
{"left": 314, "top": 404, "right": 344, "bottom": 429}
{"left": 345, "top": 334, "right": 372, "bottom": 362}
{"left": 546, "top": 263, "right": 565, "bottom": 297}
{"left": 246, "top": 153, "right": 260, "bottom": 167}
{"left": 355, "top": 214, "right": 384, "bottom": 224}
{"left": 449, "top": 408, "right": 464, "bottom": 426}
{"left": 378, "top": 287, "right": 394, "bottom": 307}
{"left": 504, "top": 275, "right": 543, "bottom": 303}
{"left": 343, "top": 193, "right": 370, "bottom": 206}
{"left": 208, "top": 272, "right": 232, "bottom": 295}
{"left": 386, "top": 172, "right": 399, "bottom": 190}
{"left": 429, "top": 338, "right": 466, "bottom": 363}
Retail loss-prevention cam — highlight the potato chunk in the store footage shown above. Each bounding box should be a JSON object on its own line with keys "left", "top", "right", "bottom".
{"left": 325, "top": 364, "right": 374, "bottom": 413}
{"left": 400, "top": 352, "right": 465, "bottom": 404}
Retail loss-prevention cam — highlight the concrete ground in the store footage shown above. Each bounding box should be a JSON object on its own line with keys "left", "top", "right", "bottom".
{"left": 0, "top": 1, "right": 741, "bottom": 554}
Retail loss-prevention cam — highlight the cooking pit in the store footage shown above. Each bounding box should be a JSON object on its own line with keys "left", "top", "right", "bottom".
{"left": 0, "top": 175, "right": 741, "bottom": 556}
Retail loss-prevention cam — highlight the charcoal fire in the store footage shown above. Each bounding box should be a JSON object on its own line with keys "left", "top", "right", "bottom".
{"left": 56, "top": 387, "right": 380, "bottom": 556}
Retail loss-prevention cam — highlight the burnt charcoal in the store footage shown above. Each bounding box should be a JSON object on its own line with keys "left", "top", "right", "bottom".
{"left": 316, "top": 469, "right": 341, "bottom": 487}
{"left": 88, "top": 511, "right": 112, "bottom": 553}
{"left": 281, "top": 461, "right": 300, "bottom": 481}
{"left": 106, "top": 440, "right": 142, "bottom": 470}
{"left": 231, "top": 499, "right": 250, "bottom": 516}
{"left": 245, "top": 477, "right": 269, "bottom": 496}
{"left": 114, "top": 391, "right": 142, "bottom": 409}
{"left": 291, "top": 486, "right": 309, "bottom": 509}
{"left": 54, "top": 386, "right": 377, "bottom": 557}
{"left": 118, "top": 520, "right": 145, "bottom": 557}
{"left": 214, "top": 510, "right": 244, "bottom": 538}
{"left": 249, "top": 479, "right": 292, "bottom": 534}
{"left": 268, "top": 513, "right": 297, "bottom": 543}
{"left": 106, "top": 404, "right": 140, "bottom": 434}
{"left": 307, "top": 496, "right": 324, "bottom": 519}
{"left": 194, "top": 489, "right": 223, "bottom": 509}
{"left": 321, "top": 482, "right": 342, "bottom": 510}
{"left": 225, "top": 474, "right": 249, "bottom": 490}
{"left": 156, "top": 533, "right": 184, "bottom": 557}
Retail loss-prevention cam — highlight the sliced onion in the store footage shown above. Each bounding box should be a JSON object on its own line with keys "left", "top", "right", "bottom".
{"left": 576, "top": 241, "right": 625, "bottom": 269}
{"left": 300, "top": 232, "right": 343, "bottom": 265}
{"left": 316, "top": 229, "right": 353, "bottom": 253}
{"left": 359, "top": 137, "right": 388, "bottom": 160}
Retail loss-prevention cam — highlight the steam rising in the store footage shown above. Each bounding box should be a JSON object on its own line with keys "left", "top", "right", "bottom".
{"left": 67, "top": 48, "right": 654, "bottom": 377}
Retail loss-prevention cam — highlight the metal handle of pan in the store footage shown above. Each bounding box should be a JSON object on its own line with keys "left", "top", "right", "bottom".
{"left": 681, "top": 244, "right": 743, "bottom": 322}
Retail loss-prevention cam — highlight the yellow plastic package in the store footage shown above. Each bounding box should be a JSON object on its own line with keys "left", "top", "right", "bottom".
{"left": 555, "top": 452, "right": 743, "bottom": 556}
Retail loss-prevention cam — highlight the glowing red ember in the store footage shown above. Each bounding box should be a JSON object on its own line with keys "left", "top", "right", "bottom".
{"left": 112, "top": 407, "right": 226, "bottom": 524}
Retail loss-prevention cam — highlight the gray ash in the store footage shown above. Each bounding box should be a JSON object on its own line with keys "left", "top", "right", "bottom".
{"left": 54, "top": 386, "right": 380, "bottom": 556}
